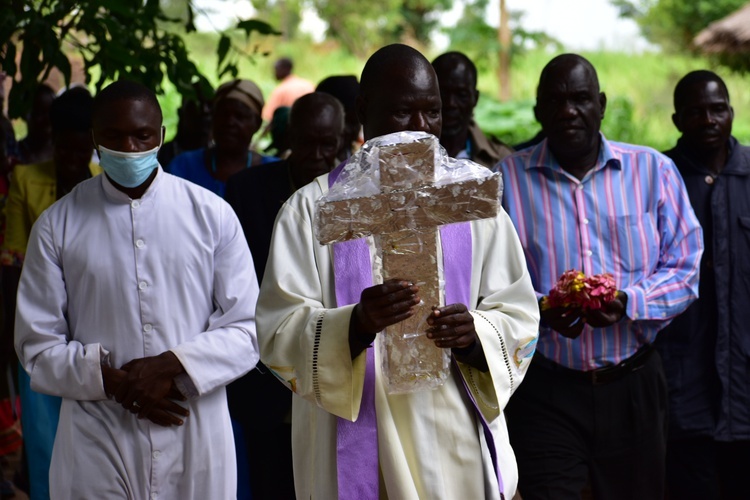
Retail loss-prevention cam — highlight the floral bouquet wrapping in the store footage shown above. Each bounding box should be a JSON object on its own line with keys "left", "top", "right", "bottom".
{"left": 542, "top": 270, "right": 617, "bottom": 312}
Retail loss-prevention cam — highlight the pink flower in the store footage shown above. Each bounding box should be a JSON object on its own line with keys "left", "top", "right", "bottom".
{"left": 543, "top": 270, "right": 617, "bottom": 312}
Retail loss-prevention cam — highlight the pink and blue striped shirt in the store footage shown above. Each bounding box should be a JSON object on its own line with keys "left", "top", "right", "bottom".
{"left": 497, "top": 135, "right": 703, "bottom": 370}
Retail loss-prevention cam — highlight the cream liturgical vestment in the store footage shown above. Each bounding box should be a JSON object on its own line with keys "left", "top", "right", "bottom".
{"left": 257, "top": 171, "right": 540, "bottom": 500}
{"left": 15, "top": 168, "right": 260, "bottom": 499}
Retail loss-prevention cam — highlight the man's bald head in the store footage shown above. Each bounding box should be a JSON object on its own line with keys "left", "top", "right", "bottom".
{"left": 288, "top": 92, "right": 345, "bottom": 189}
{"left": 357, "top": 44, "right": 442, "bottom": 140}
{"left": 93, "top": 80, "right": 163, "bottom": 128}
{"left": 432, "top": 51, "right": 478, "bottom": 88}
{"left": 289, "top": 92, "right": 344, "bottom": 134}
{"left": 360, "top": 44, "right": 433, "bottom": 97}
{"left": 537, "top": 53, "right": 600, "bottom": 99}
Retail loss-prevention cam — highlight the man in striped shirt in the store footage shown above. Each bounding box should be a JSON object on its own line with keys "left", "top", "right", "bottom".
{"left": 497, "top": 53, "right": 703, "bottom": 499}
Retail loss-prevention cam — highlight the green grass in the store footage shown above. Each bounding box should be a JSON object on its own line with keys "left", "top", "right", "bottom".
{"left": 475, "top": 50, "right": 750, "bottom": 151}
{"left": 11, "top": 35, "right": 750, "bottom": 154}
{"left": 172, "top": 37, "right": 750, "bottom": 151}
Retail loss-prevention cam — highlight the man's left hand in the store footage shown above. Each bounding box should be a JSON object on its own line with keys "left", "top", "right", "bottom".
{"left": 426, "top": 304, "right": 477, "bottom": 349}
{"left": 114, "top": 351, "right": 186, "bottom": 420}
{"left": 585, "top": 291, "right": 628, "bottom": 328}
{"left": 427, "top": 304, "right": 489, "bottom": 371}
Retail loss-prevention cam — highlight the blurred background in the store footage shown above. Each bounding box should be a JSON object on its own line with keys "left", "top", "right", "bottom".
{"left": 4, "top": 0, "right": 750, "bottom": 151}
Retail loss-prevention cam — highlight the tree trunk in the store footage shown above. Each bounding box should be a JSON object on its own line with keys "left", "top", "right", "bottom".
{"left": 498, "top": 0, "right": 511, "bottom": 101}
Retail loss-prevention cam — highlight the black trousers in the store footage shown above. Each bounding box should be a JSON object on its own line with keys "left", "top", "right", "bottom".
{"left": 665, "top": 437, "right": 750, "bottom": 500}
{"left": 505, "top": 350, "right": 667, "bottom": 500}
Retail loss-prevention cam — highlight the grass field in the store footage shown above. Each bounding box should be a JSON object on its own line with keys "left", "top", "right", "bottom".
{"left": 15, "top": 32, "right": 750, "bottom": 154}
{"left": 167, "top": 33, "right": 750, "bottom": 152}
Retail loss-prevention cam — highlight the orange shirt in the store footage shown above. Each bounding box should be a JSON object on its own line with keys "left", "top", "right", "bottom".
{"left": 262, "top": 75, "right": 315, "bottom": 122}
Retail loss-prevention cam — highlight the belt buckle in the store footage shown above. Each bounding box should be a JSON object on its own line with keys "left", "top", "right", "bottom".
{"left": 591, "top": 358, "right": 632, "bottom": 385}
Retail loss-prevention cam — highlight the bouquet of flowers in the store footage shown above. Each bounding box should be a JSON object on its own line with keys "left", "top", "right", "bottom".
{"left": 542, "top": 270, "right": 617, "bottom": 312}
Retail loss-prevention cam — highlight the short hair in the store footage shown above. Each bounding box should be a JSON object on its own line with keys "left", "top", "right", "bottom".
{"left": 316, "top": 75, "right": 360, "bottom": 111}
{"left": 50, "top": 86, "right": 93, "bottom": 134}
{"left": 360, "top": 44, "right": 432, "bottom": 98}
{"left": 673, "top": 70, "right": 730, "bottom": 112}
{"left": 35, "top": 84, "right": 56, "bottom": 102}
{"left": 289, "top": 92, "right": 344, "bottom": 131}
{"left": 92, "top": 80, "right": 162, "bottom": 124}
{"left": 431, "top": 51, "right": 478, "bottom": 87}
{"left": 537, "top": 53, "right": 600, "bottom": 98}
{"left": 276, "top": 57, "right": 293, "bottom": 72}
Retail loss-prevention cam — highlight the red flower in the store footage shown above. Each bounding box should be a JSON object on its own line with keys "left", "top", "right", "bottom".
{"left": 543, "top": 270, "right": 617, "bottom": 312}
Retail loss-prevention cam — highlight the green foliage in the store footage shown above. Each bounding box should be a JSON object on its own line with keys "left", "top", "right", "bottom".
{"left": 612, "top": 0, "right": 747, "bottom": 52}
{"left": 251, "top": 0, "right": 304, "bottom": 40}
{"left": 470, "top": 48, "right": 750, "bottom": 152}
{"left": 172, "top": 36, "right": 750, "bottom": 152}
{"left": 310, "top": 0, "right": 452, "bottom": 56}
{"left": 310, "top": 0, "right": 399, "bottom": 57}
{"left": 0, "top": 0, "right": 278, "bottom": 119}
{"left": 601, "top": 96, "right": 637, "bottom": 144}
{"left": 473, "top": 98, "right": 537, "bottom": 147}
{"left": 397, "top": 0, "right": 453, "bottom": 44}
{"left": 443, "top": 0, "right": 561, "bottom": 75}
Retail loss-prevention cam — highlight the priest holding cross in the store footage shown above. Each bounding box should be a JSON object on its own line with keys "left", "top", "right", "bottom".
{"left": 256, "top": 44, "right": 540, "bottom": 499}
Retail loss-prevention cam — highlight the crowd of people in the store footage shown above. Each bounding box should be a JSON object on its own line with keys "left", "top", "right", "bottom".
{"left": 0, "top": 44, "right": 745, "bottom": 500}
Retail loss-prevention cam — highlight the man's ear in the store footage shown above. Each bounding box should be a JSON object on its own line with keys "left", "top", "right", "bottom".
{"left": 599, "top": 92, "right": 607, "bottom": 119}
{"left": 533, "top": 103, "right": 541, "bottom": 124}
{"left": 671, "top": 112, "right": 682, "bottom": 133}
{"left": 473, "top": 88, "right": 480, "bottom": 109}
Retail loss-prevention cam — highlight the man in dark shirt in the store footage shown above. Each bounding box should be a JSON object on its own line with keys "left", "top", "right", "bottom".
{"left": 658, "top": 70, "right": 750, "bottom": 500}
{"left": 431, "top": 52, "right": 513, "bottom": 169}
{"left": 223, "top": 92, "right": 344, "bottom": 500}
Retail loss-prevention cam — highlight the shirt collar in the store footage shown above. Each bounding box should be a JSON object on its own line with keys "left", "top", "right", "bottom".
{"left": 526, "top": 132, "right": 621, "bottom": 175}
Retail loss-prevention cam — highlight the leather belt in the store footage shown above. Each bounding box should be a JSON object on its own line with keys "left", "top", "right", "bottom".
{"left": 533, "top": 344, "right": 654, "bottom": 385}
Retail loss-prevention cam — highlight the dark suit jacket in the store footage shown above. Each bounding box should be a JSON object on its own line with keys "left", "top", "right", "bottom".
{"left": 225, "top": 159, "right": 294, "bottom": 284}
{"left": 224, "top": 160, "right": 294, "bottom": 430}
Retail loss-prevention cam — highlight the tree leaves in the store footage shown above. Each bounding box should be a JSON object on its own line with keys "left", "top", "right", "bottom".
{"left": 613, "top": 0, "right": 747, "bottom": 53}
{"left": 237, "top": 19, "right": 281, "bottom": 38}
{"left": 0, "top": 1, "right": 279, "bottom": 119}
{"left": 216, "top": 18, "right": 281, "bottom": 83}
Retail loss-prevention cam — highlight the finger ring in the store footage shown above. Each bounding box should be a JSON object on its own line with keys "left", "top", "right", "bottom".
{"left": 132, "top": 401, "right": 141, "bottom": 409}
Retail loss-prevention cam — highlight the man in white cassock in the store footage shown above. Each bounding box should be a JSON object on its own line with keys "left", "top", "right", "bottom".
{"left": 14, "top": 80, "right": 260, "bottom": 499}
{"left": 256, "top": 44, "right": 539, "bottom": 499}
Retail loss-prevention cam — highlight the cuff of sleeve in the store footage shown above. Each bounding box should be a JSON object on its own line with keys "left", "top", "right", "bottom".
{"left": 97, "top": 346, "right": 111, "bottom": 400}
{"left": 173, "top": 372, "right": 199, "bottom": 400}
{"left": 87, "top": 344, "right": 110, "bottom": 401}
{"left": 319, "top": 304, "right": 365, "bottom": 421}
{"left": 100, "top": 348, "right": 112, "bottom": 368}
{"left": 168, "top": 349, "right": 199, "bottom": 399}
{"left": 622, "top": 286, "right": 647, "bottom": 321}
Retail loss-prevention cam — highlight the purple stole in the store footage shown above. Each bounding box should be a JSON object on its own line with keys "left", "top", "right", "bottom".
{"left": 328, "top": 163, "right": 504, "bottom": 499}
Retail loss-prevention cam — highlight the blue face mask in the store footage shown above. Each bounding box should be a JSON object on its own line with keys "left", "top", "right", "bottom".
{"left": 96, "top": 139, "right": 161, "bottom": 188}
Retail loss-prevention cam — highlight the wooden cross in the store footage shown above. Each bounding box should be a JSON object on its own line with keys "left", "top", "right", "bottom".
{"left": 316, "top": 135, "right": 500, "bottom": 393}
